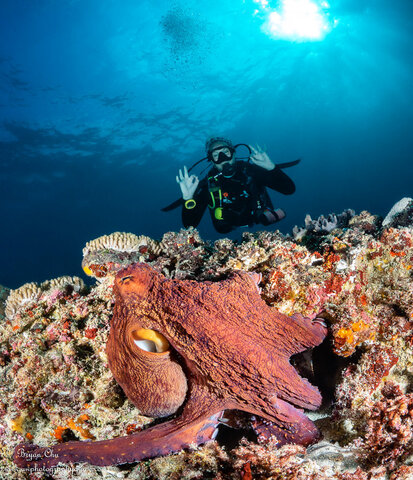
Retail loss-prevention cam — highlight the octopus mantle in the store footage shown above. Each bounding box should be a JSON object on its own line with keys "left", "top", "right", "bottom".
{"left": 14, "top": 263, "right": 327, "bottom": 468}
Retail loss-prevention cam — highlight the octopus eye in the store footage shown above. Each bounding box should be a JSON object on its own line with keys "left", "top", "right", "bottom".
{"left": 120, "top": 275, "right": 134, "bottom": 284}
{"left": 132, "top": 328, "right": 170, "bottom": 353}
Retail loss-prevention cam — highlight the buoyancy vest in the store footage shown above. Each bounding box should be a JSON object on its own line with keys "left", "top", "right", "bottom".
{"left": 206, "top": 163, "right": 273, "bottom": 224}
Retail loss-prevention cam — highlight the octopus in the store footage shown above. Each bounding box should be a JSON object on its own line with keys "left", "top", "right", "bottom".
{"left": 14, "top": 263, "right": 327, "bottom": 469}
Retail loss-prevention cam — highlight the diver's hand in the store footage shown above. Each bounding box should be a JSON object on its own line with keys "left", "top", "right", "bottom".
{"left": 176, "top": 166, "right": 199, "bottom": 200}
{"left": 250, "top": 145, "right": 275, "bottom": 171}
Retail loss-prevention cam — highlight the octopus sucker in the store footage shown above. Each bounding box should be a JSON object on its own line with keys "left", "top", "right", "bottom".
{"left": 14, "top": 263, "right": 327, "bottom": 468}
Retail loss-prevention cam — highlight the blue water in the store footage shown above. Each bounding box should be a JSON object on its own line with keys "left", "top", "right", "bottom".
{"left": 1, "top": 0, "right": 412, "bottom": 288}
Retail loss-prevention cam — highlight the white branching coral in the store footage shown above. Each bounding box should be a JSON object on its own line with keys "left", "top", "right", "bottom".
{"left": 83, "top": 232, "right": 142, "bottom": 256}
{"left": 41, "top": 276, "right": 85, "bottom": 293}
{"left": 5, "top": 282, "right": 42, "bottom": 321}
{"left": 83, "top": 232, "right": 161, "bottom": 257}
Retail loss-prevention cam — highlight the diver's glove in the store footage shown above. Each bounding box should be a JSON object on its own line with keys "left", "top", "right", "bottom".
{"left": 176, "top": 166, "right": 199, "bottom": 200}
{"left": 250, "top": 145, "right": 275, "bottom": 171}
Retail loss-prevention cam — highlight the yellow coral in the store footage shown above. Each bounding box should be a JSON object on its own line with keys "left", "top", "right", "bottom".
{"left": 335, "top": 320, "right": 372, "bottom": 356}
{"left": 67, "top": 415, "right": 95, "bottom": 440}
{"left": 336, "top": 328, "right": 354, "bottom": 345}
{"left": 7, "top": 412, "right": 27, "bottom": 433}
{"left": 351, "top": 320, "right": 368, "bottom": 332}
{"left": 82, "top": 265, "right": 94, "bottom": 276}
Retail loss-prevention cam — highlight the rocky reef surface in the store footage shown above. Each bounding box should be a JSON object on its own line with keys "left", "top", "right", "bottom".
{"left": 1, "top": 197, "right": 413, "bottom": 480}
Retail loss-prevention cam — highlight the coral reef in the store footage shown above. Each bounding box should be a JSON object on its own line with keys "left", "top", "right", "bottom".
{"left": 4, "top": 277, "right": 86, "bottom": 328}
{"left": 1, "top": 197, "right": 413, "bottom": 479}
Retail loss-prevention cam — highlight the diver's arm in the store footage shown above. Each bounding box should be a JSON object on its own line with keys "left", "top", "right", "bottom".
{"left": 250, "top": 163, "right": 296, "bottom": 195}
{"left": 249, "top": 145, "right": 295, "bottom": 194}
{"left": 181, "top": 180, "right": 209, "bottom": 228}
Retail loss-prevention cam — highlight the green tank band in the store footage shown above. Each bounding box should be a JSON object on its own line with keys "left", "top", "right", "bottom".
{"left": 184, "top": 199, "right": 197, "bottom": 209}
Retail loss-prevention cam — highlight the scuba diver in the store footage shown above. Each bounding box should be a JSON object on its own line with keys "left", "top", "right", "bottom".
{"left": 163, "top": 137, "right": 297, "bottom": 234}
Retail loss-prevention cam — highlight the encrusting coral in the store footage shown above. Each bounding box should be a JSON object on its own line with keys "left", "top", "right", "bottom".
{"left": 0, "top": 197, "right": 413, "bottom": 480}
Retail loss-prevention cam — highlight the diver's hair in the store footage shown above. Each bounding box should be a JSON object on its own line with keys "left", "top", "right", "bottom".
{"left": 205, "top": 136, "right": 233, "bottom": 153}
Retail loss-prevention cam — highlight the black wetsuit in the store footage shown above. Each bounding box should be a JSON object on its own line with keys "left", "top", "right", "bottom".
{"left": 182, "top": 161, "right": 295, "bottom": 233}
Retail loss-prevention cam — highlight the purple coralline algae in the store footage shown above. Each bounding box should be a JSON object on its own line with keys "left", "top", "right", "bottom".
{"left": 0, "top": 198, "right": 412, "bottom": 479}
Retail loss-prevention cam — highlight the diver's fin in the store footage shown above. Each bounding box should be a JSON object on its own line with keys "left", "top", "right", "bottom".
{"left": 161, "top": 198, "right": 183, "bottom": 212}
{"left": 276, "top": 158, "right": 301, "bottom": 169}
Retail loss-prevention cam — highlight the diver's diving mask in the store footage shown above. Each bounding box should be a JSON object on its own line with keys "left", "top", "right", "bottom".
{"left": 209, "top": 145, "right": 235, "bottom": 164}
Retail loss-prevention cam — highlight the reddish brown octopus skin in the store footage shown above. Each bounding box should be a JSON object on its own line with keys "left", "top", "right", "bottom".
{"left": 14, "top": 263, "right": 327, "bottom": 469}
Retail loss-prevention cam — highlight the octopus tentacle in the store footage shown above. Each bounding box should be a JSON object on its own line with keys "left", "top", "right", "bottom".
{"left": 229, "top": 397, "right": 320, "bottom": 447}
{"left": 277, "top": 314, "right": 328, "bottom": 355}
{"left": 13, "top": 386, "right": 226, "bottom": 468}
{"left": 270, "top": 362, "right": 322, "bottom": 410}
{"left": 251, "top": 399, "right": 321, "bottom": 446}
